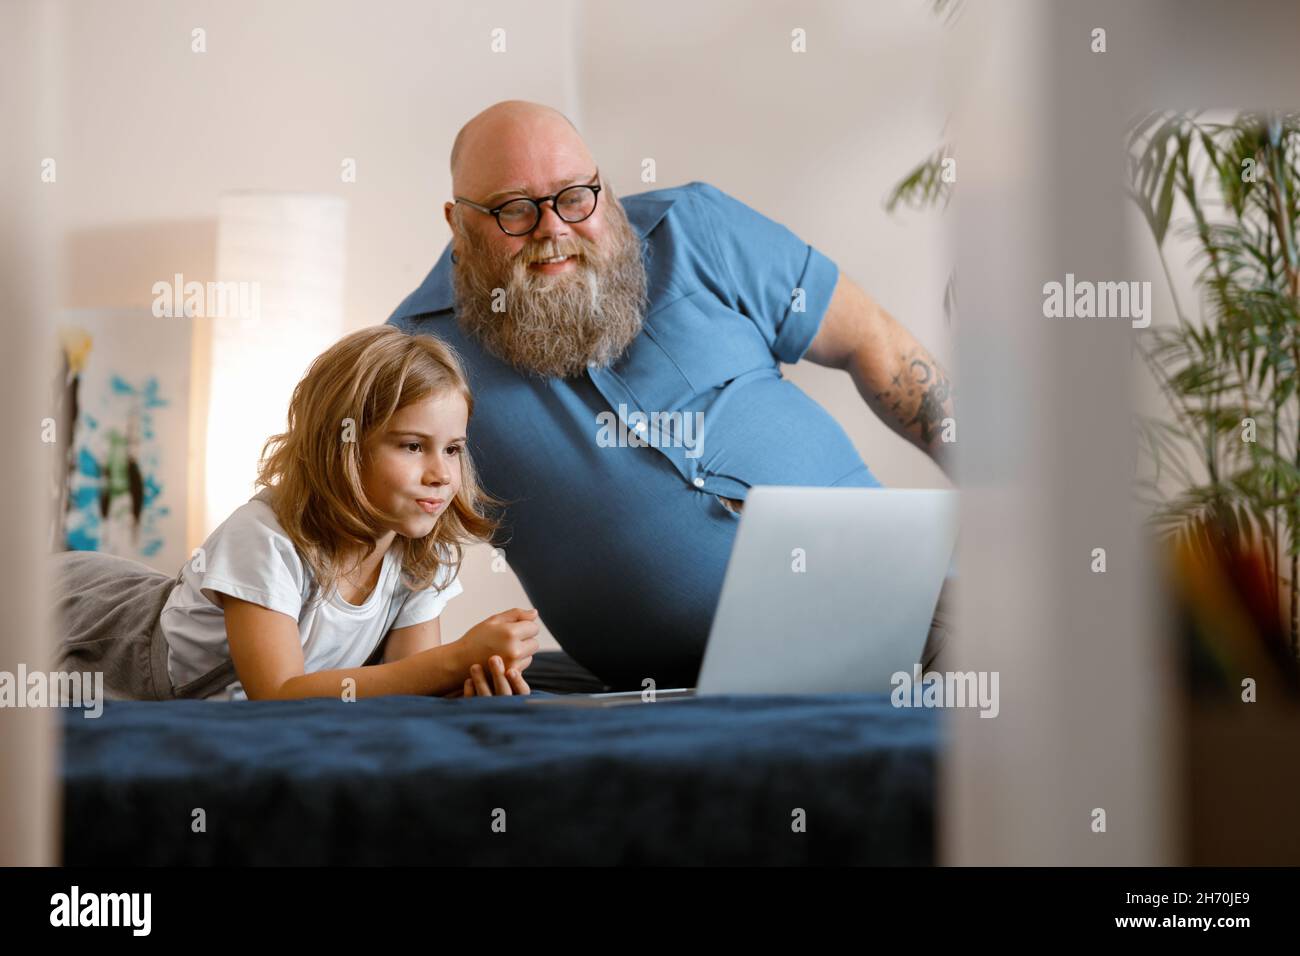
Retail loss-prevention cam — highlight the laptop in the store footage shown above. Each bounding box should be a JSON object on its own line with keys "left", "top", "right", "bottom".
{"left": 526, "top": 487, "right": 958, "bottom": 707}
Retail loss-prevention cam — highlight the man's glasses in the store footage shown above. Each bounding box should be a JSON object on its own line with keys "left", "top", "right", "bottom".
{"left": 454, "top": 174, "right": 602, "bottom": 237}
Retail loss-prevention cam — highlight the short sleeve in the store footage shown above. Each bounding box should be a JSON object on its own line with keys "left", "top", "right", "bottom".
{"left": 688, "top": 181, "right": 840, "bottom": 365}
{"left": 392, "top": 571, "right": 464, "bottom": 630}
{"left": 197, "top": 503, "right": 306, "bottom": 620}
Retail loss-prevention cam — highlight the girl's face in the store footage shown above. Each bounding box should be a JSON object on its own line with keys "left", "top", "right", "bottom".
{"left": 361, "top": 391, "right": 470, "bottom": 540}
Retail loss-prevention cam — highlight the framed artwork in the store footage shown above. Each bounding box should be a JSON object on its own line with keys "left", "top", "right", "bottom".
{"left": 48, "top": 309, "right": 191, "bottom": 573}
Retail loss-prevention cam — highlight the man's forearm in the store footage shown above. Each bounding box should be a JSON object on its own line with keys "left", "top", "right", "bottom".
{"left": 850, "top": 339, "right": 955, "bottom": 471}
{"left": 804, "top": 274, "right": 955, "bottom": 472}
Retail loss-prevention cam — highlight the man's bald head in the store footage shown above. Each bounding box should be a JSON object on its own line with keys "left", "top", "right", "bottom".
{"left": 449, "top": 100, "right": 588, "bottom": 198}
{"left": 444, "top": 100, "right": 647, "bottom": 379}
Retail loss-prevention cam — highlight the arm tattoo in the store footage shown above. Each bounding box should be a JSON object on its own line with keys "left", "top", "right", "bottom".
{"left": 873, "top": 347, "right": 954, "bottom": 448}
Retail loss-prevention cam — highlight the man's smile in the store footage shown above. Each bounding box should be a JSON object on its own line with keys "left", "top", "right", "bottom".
{"left": 528, "top": 254, "right": 578, "bottom": 274}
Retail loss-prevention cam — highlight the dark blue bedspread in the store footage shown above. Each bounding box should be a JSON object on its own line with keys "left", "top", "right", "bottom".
{"left": 60, "top": 694, "right": 940, "bottom": 865}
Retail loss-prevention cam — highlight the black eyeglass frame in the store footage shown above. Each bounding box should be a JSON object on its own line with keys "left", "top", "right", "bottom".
{"left": 453, "top": 172, "right": 602, "bottom": 236}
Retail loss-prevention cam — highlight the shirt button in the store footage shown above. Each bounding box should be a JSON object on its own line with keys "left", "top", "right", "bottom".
{"left": 693, "top": 477, "right": 705, "bottom": 488}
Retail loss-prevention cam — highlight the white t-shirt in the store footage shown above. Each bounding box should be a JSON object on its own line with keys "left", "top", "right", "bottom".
{"left": 160, "top": 487, "right": 463, "bottom": 701}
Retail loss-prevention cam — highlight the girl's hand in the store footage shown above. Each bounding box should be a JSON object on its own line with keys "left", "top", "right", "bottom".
{"left": 458, "top": 608, "right": 541, "bottom": 677}
{"left": 463, "top": 655, "right": 530, "bottom": 697}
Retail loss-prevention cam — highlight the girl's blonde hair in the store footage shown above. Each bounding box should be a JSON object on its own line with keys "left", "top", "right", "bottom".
{"left": 255, "top": 326, "right": 500, "bottom": 607}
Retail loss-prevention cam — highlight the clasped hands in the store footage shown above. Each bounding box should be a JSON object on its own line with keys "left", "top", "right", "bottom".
{"left": 446, "top": 607, "right": 540, "bottom": 697}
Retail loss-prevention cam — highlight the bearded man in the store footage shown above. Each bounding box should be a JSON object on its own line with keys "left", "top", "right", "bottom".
{"left": 388, "top": 100, "right": 954, "bottom": 692}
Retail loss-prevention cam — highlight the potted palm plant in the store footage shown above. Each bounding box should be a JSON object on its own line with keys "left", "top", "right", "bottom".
{"left": 889, "top": 105, "right": 1300, "bottom": 662}
{"left": 888, "top": 46, "right": 1300, "bottom": 856}
{"left": 1127, "top": 110, "right": 1300, "bottom": 661}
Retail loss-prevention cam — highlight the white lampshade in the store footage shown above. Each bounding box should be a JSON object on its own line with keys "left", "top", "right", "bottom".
{"left": 206, "top": 192, "right": 347, "bottom": 534}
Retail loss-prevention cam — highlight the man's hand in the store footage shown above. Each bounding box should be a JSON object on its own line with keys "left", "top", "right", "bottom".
{"left": 804, "top": 272, "right": 955, "bottom": 474}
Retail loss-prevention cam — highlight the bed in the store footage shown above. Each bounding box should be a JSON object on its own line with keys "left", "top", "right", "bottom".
{"left": 60, "top": 691, "right": 940, "bottom": 865}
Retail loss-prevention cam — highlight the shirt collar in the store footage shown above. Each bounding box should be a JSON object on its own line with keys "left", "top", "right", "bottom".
{"left": 390, "top": 193, "right": 675, "bottom": 324}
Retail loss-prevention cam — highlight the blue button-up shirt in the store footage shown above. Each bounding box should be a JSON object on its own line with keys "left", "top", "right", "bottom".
{"left": 388, "top": 181, "right": 880, "bottom": 688}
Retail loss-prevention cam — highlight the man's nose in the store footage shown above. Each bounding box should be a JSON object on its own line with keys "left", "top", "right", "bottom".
{"left": 531, "top": 200, "right": 571, "bottom": 242}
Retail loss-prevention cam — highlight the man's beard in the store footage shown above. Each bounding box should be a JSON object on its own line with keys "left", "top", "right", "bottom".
{"left": 450, "top": 191, "right": 649, "bottom": 379}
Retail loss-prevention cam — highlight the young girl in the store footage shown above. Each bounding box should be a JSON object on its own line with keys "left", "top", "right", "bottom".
{"left": 51, "top": 326, "right": 538, "bottom": 701}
